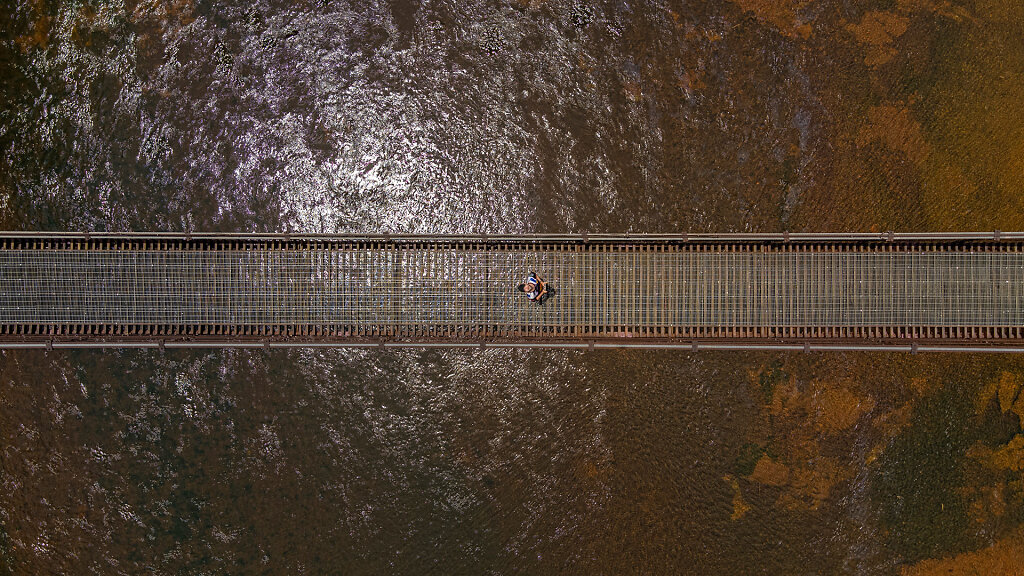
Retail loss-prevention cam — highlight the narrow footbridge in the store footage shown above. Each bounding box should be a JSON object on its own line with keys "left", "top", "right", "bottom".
{"left": 1, "top": 232, "right": 1023, "bottom": 351}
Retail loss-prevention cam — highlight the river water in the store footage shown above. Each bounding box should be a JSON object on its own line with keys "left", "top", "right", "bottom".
{"left": 3, "top": 0, "right": 1024, "bottom": 574}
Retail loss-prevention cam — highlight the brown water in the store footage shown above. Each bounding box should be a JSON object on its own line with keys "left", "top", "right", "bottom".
{"left": 3, "top": 0, "right": 1024, "bottom": 574}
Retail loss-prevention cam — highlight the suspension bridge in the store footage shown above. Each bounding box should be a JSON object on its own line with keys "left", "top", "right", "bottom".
{"left": 1, "top": 232, "right": 1023, "bottom": 352}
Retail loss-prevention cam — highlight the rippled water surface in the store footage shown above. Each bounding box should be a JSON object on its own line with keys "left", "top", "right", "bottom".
{"left": 3, "top": 0, "right": 1024, "bottom": 574}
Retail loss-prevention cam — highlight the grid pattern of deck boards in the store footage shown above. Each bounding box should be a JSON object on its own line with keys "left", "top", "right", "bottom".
{"left": 1, "top": 244, "right": 1022, "bottom": 336}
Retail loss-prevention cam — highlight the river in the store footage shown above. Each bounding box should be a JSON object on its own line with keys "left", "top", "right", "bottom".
{"left": 2, "top": 0, "right": 1024, "bottom": 573}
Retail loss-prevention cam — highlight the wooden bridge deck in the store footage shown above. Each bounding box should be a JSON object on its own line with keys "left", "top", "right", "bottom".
{"left": 1, "top": 233, "right": 1023, "bottom": 350}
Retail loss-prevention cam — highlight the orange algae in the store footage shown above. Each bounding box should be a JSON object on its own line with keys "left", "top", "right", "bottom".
{"left": 857, "top": 105, "right": 931, "bottom": 166}
{"left": 988, "top": 436, "right": 1024, "bottom": 473}
{"left": 775, "top": 458, "right": 850, "bottom": 512}
{"left": 746, "top": 366, "right": 870, "bottom": 512}
{"left": 977, "top": 371, "right": 1024, "bottom": 424}
{"left": 813, "top": 386, "right": 876, "bottom": 435}
{"left": 729, "top": 0, "right": 813, "bottom": 39}
{"left": 750, "top": 455, "right": 789, "bottom": 487}
{"left": 901, "top": 528, "right": 1024, "bottom": 576}
{"left": 14, "top": 0, "right": 51, "bottom": 52}
{"left": 846, "top": 11, "right": 910, "bottom": 67}
{"left": 996, "top": 372, "right": 1023, "bottom": 415}
{"left": 724, "top": 475, "right": 751, "bottom": 520}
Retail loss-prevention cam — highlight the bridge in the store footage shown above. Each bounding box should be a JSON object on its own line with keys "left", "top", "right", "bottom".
{"left": 1, "top": 232, "right": 1023, "bottom": 352}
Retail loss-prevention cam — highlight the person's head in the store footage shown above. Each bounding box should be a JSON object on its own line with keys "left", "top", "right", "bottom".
{"left": 516, "top": 283, "right": 526, "bottom": 292}
{"left": 524, "top": 280, "right": 537, "bottom": 291}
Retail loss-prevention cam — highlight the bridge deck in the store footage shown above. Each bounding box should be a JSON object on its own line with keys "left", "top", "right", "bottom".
{"left": 1, "top": 233, "right": 1022, "bottom": 348}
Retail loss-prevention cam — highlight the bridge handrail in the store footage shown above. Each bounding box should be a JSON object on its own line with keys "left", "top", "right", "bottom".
{"left": 1, "top": 340, "right": 1024, "bottom": 353}
{"left": 0, "top": 231, "right": 1019, "bottom": 243}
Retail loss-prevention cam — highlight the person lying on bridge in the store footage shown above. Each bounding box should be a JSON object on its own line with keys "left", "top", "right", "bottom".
{"left": 516, "top": 272, "right": 549, "bottom": 305}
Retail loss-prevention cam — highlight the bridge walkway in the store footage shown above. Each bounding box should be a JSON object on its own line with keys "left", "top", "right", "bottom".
{"left": 1, "top": 233, "right": 1022, "bottom": 349}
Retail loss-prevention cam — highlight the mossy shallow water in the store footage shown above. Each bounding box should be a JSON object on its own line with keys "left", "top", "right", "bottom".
{"left": 872, "top": 378, "right": 980, "bottom": 562}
